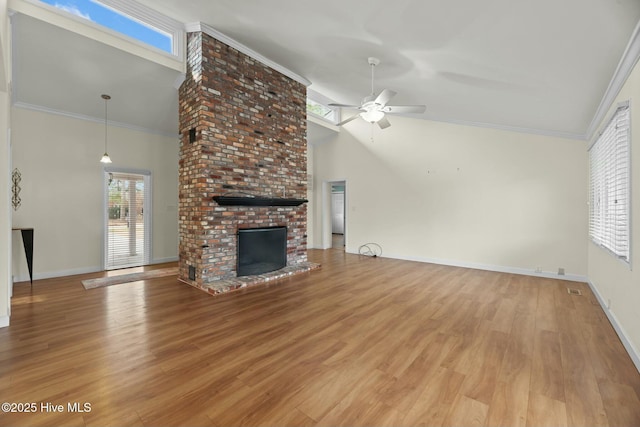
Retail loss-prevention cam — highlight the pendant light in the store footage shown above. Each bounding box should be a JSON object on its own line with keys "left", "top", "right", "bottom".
{"left": 100, "top": 94, "right": 112, "bottom": 164}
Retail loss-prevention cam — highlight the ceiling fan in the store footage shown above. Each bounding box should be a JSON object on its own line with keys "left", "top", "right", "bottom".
{"left": 330, "top": 57, "right": 426, "bottom": 129}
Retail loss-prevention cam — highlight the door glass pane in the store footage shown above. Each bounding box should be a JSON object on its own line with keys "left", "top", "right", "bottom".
{"left": 106, "top": 172, "right": 145, "bottom": 269}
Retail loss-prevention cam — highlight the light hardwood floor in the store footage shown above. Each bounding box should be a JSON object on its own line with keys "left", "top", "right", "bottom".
{"left": 1, "top": 249, "right": 640, "bottom": 426}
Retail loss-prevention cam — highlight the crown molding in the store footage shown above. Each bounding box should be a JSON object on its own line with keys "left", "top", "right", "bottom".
{"left": 585, "top": 20, "right": 640, "bottom": 141}
{"left": 12, "top": 101, "right": 179, "bottom": 138}
{"left": 418, "top": 114, "right": 587, "bottom": 141}
{"left": 173, "top": 73, "right": 186, "bottom": 90}
{"left": 184, "top": 22, "right": 310, "bottom": 87}
{"left": 332, "top": 107, "right": 587, "bottom": 140}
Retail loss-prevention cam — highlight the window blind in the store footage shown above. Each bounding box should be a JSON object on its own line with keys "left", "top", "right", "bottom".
{"left": 588, "top": 103, "right": 630, "bottom": 262}
{"left": 106, "top": 172, "right": 150, "bottom": 269}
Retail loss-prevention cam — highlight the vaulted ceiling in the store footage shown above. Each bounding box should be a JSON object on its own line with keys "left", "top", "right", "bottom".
{"left": 11, "top": 13, "right": 181, "bottom": 136}
{"left": 11, "top": 0, "right": 640, "bottom": 140}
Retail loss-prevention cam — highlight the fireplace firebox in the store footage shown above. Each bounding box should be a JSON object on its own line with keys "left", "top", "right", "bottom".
{"left": 237, "top": 227, "right": 287, "bottom": 276}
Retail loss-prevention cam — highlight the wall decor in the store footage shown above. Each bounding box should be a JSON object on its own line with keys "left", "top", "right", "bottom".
{"left": 12, "top": 168, "right": 21, "bottom": 210}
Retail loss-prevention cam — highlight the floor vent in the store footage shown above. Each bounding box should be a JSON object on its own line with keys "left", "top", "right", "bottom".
{"left": 567, "top": 288, "right": 582, "bottom": 296}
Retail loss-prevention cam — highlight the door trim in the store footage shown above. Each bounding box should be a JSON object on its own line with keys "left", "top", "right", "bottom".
{"left": 322, "top": 179, "right": 347, "bottom": 249}
{"left": 103, "top": 168, "right": 152, "bottom": 270}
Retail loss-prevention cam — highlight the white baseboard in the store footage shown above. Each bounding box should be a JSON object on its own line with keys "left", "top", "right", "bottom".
{"left": 12, "top": 266, "right": 102, "bottom": 284}
{"left": 308, "top": 245, "right": 327, "bottom": 250}
{"left": 12, "top": 258, "right": 179, "bottom": 284}
{"left": 588, "top": 280, "right": 640, "bottom": 374}
{"left": 151, "top": 256, "right": 178, "bottom": 264}
{"left": 0, "top": 315, "right": 9, "bottom": 328}
{"left": 351, "top": 251, "right": 588, "bottom": 283}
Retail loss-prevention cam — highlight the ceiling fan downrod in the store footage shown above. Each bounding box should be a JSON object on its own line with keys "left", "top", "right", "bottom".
{"left": 368, "top": 57, "right": 380, "bottom": 97}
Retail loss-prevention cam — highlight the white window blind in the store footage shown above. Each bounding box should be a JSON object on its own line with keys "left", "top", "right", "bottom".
{"left": 588, "top": 103, "right": 630, "bottom": 262}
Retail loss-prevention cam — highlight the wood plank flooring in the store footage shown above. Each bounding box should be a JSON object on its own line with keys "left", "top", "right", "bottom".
{"left": 1, "top": 250, "right": 640, "bottom": 426}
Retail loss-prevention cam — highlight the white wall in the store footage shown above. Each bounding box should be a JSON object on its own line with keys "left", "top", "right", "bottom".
{"left": 307, "top": 116, "right": 340, "bottom": 249}
{"left": 10, "top": 108, "right": 178, "bottom": 281}
{"left": 306, "top": 142, "right": 314, "bottom": 249}
{"left": 588, "top": 58, "right": 640, "bottom": 370}
{"left": 312, "top": 116, "right": 588, "bottom": 279}
{"left": 0, "top": 0, "right": 11, "bottom": 326}
{"left": 0, "top": 91, "right": 9, "bottom": 327}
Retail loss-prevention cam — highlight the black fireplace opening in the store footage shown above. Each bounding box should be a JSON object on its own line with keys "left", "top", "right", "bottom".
{"left": 237, "top": 226, "right": 287, "bottom": 276}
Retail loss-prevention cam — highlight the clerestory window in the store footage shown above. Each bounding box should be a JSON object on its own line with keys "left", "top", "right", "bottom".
{"left": 36, "top": 0, "right": 180, "bottom": 55}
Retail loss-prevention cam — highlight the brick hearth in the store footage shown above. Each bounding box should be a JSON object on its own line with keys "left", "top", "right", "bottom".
{"left": 178, "top": 30, "right": 314, "bottom": 293}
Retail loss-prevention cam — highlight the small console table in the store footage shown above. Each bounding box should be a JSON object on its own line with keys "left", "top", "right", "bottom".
{"left": 12, "top": 228, "right": 34, "bottom": 288}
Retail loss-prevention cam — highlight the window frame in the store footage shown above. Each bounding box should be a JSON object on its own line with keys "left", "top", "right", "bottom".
{"left": 307, "top": 98, "right": 337, "bottom": 123}
{"left": 98, "top": 0, "right": 184, "bottom": 57}
{"left": 30, "top": 0, "right": 184, "bottom": 59}
{"left": 307, "top": 89, "right": 340, "bottom": 125}
{"left": 588, "top": 100, "right": 632, "bottom": 266}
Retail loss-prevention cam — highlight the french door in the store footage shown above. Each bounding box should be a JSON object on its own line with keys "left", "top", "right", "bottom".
{"left": 104, "top": 170, "right": 151, "bottom": 270}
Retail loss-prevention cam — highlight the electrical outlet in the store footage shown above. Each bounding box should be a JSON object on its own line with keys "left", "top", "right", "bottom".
{"left": 535, "top": 267, "right": 542, "bottom": 273}
{"left": 558, "top": 267, "right": 565, "bottom": 275}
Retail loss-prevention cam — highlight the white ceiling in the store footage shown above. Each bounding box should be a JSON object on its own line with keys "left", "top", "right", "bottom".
{"left": 11, "top": 0, "right": 640, "bottom": 139}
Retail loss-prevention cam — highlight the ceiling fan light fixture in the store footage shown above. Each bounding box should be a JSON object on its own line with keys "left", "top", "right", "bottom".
{"left": 360, "top": 109, "right": 385, "bottom": 123}
{"left": 329, "top": 57, "right": 426, "bottom": 129}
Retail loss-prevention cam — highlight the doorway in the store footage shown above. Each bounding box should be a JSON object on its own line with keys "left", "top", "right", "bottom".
{"left": 104, "top": 169, "right": 151, "bottom": 270}
{"left": 330, "top": 181, "right": 346, "bottom": 250}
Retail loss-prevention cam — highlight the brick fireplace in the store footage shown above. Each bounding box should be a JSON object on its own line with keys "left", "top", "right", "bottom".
{"left": 178, "top": 30, "right": 317, "bottom": 294}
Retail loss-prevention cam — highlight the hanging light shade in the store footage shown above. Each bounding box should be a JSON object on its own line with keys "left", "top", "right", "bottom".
{"left": 360, "top": 109, "right": 385, "bottom": 123}
{"left": 100, "top": 94, "right": 112, "bottom": 164}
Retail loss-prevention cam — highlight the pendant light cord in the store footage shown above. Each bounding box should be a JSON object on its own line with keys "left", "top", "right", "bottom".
{"left": 104, "top": 96, "right": 108, "bottom": 153}
{"left": 100, "top": 94, "right": 112, "bottom": 163}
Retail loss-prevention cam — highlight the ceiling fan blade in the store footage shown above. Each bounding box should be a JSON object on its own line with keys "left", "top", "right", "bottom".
{"left": 382, "top": 105, "right": 426, "bottom": 114}
{"left": 329, "top": 103, "right": 361, "bottom": 109}
{"left": 374, "top": 89, "right": 397, "bottom": 107}
{"left": 337, "top": 114, "right": 361, "bottom": 126}
{"left": 377, "top": 116, "right": 391, "bottom": 129}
